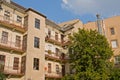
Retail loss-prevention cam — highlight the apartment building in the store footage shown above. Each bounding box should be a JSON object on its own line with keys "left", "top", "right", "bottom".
{"left": 1, "top": 0, "right": 120, "bottom": 80}
{"left": 0, "top": 0, "right": 76, "bottom": 80}
{"left": 0, "top": 0, "right": 46, "bottom": 80}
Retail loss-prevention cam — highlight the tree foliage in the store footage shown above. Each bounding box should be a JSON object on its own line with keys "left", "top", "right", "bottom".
{"left": 0, "top": 72, "right": 6, "bottom": 80}
{"left": 62, "top": 74, "right": 74, "bottom": 80}
{"left": 110, "top": 68, "right": 120, "bottom": 80}
{"left": 65, "top": 29, "right": 113, "bottom": 80}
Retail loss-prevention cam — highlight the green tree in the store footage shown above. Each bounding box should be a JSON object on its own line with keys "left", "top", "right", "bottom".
{"left": 62, "top": 74, "right": 74, "bottom": 80}
{"left": 65, "top": 29, "right": 113, "bottom": 80}
{"left": 110, "top": 68, "right": 120, "bottom": 80}
{"left": 0, "top": 72, "right": 6, "bottom": 80}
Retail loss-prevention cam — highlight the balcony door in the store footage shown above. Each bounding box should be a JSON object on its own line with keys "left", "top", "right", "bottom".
{"left": 62, "top": 65, "right": 65, "bottom": 76}
{"left": 1, "top": 31, "right": 8, "bottom": 44}
{"left": 0, "top": 55, "right": 5, "bottom": 72}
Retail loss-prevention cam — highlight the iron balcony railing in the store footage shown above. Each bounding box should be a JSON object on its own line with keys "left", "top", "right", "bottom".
{"left": 45, "top": 35, "right": 62, "bottom": 46}
{"left": 45, "top": 50, "right": 68, "bottom": 62}
{"left": 0, "top": 38, "right": 25, "bottom": 53}
{"left": 0, "top": 15, "right": 26, "bottom": 33}
{"left": 45, "top": 35, "right": 71, "bottom": 47}
{"left": 0, "top": 64, "right": 24, "bottom": 76}
{"left": 45, "top": 71, "right": 62, "bottom": 78}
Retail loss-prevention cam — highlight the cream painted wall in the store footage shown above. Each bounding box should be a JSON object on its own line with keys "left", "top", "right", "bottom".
{"left": 25, "top": 10, "right": 46, "bottom": 80}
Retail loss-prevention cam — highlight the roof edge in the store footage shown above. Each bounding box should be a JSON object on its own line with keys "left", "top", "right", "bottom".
{"left": 26, "top": 8, "right": 47, "bottom": 18}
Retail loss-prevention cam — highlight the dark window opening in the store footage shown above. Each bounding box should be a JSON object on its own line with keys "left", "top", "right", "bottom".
{"left": 33, "top": 58, "right": 39, "bottom": 70}
{"left": 34, "top": 37, "right": 40, "bottom": 48}
{"left": 35, "top": 18, "right": 40, "bottom": 29}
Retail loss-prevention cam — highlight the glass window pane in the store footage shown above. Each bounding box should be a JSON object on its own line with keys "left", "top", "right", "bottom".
{"left": 34, "top": 37, "right": 40, "bottom": 48}
{"left": 33, "top": 58, "right": 39, "bottom": 70}
{"left": 111, "top": 40, "right": 118, "bottom": 48}
{"left": 110, "top": 28, "right": 115, "bottom": 35}
{"left": 35, "top": 18, "right": 40, "bottom": 29}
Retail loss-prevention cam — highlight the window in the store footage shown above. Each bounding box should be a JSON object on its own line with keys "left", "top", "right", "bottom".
{"left": 70, "top": 65, "right": 75, "bottom": 74}
{"left": 24, "top": 16, "right": 28, "bottom": 30}
{"left": 61, "top": 53, "right": 65, "bottom": 59}
{"left": 111, "top": 40, "right": 118, "bottom": 48}
{"left": 13, "top": 57, "right": 19, "bottom": 70}
{"left": 15, "top": 35, "right": 21, "bottom": 47}
{"left": 17, "top": 15, "right": 22, "bottom": 23}
{"left": 48, "top": 29, "right": 51, "bottom": 38}
{"left": 33, "top": 58, "right": 39, "bottom": 70}
{"left": 55, "top": 48, "right": 59, "bottom": 56}
{"left": 48, "top": 45, "right": 52, "bottom": 50}
{"left": 56, "top": 65, "right": 59, "bottom": 74}
{"left": 110, "top": 28, "right": 115, "bottom": 35}
{"left": 0, "top": 55, "right": 5, "bottom": 65}
{"left": 48, "top": 45, "right": 52, "bottom": 54}
{"left": 23, "top": 35, "right": 27, "bottom": 51}
{"left": 4, "top": 10, "right": 10, "bottom": 20}
{"left": 48, "top": 63, "right": 51, "bottom": 73}
{"left": 1, "top": 31, "right": 8, "bottom": 44}
{"left": 34, "top": 37, "right": 40, "bottom": 48}
{"left": 62, "top": 65, "right": 65, "bottom": 76}
{"left": 115, "top": 56, "right": 120, "bottom": 65}
{"left": 35, "top": 18, "right": 40, "bottom": 29}
{"left": 21, "top": 56, "right": 26, "bottom": 74}
{"left": 61, "top": 34, "right": 64, "bottom": 43}
{"left": 0, "top": 55, "right": 5, "bottom": 71}
{"left": 55, "top": 32, "right": 58, "bottom": 40}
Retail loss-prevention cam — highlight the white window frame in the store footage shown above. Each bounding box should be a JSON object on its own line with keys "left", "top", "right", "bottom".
{"left": 111, "top": 40, "right": 118, "bottom": 48}
{"left": 115, "top": 56, "right": 120, "bottom": 65}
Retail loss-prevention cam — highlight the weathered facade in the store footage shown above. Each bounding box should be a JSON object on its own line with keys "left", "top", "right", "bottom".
{"left": 0, "top": 0, "right": 120, "bottom": 80}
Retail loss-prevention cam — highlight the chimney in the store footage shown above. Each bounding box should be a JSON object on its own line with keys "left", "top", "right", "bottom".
{"left": 96, "top": 14, "right": 103, "bottom": 35}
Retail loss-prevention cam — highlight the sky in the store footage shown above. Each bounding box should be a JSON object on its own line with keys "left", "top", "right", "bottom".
{"left": 13, "top": 0, "right": 120, "bottom": 23}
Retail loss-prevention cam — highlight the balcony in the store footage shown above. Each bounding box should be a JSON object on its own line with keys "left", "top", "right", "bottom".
{"left": 45, "top": 35, "right": 71, "bottom": 47}
{"left": 0, "top": 15, "right": 26, "bottom": 33}
{"left": 45, "top": 72, "right": 62, "bottom": 79}
{"left": 45, "top": 50, "right": 67, "bottom": 63}
{"left": 0, "top": 64, "right": 24, "bottom": 76}
{"left": 0, "top": 38, "right": 25, "bottom": 53}
{"left": 45, "top": 36, "right": 62, "bottom": 46}
{"left": 62, "top": 40, "right": 71, "bottom": 47}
